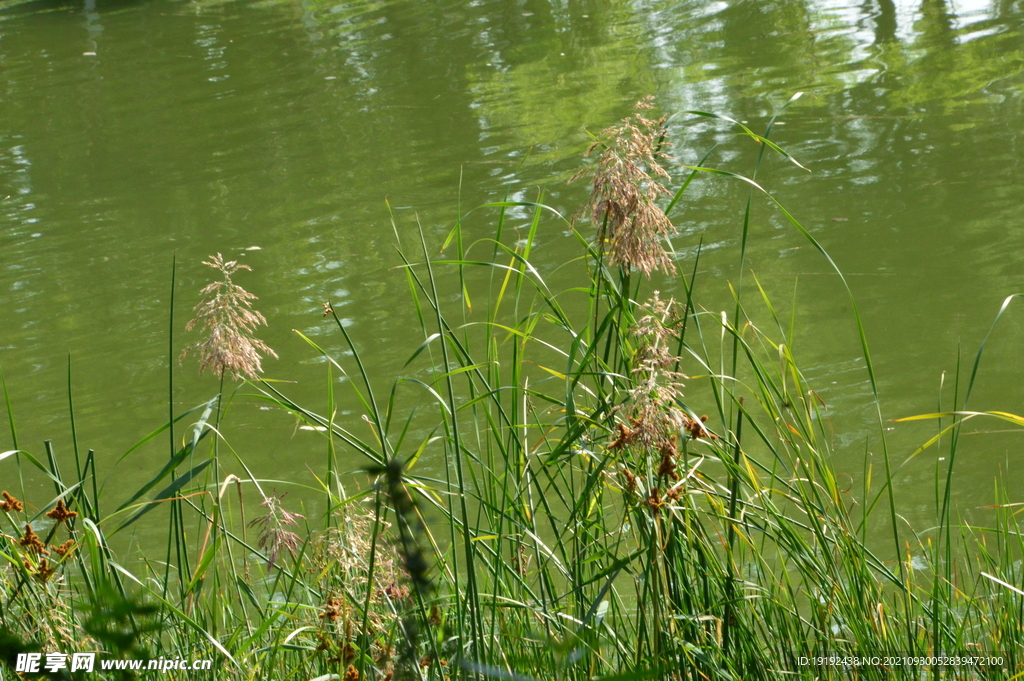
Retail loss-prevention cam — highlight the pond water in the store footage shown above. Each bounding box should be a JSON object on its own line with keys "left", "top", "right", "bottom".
{"left": 2, "top": 0, "right": 1023, "bottom": 540}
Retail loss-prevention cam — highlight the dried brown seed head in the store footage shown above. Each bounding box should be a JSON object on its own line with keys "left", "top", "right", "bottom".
{"left": 46, "top": 499, "right": 78, "bottom": 524}
{"left": 609, "top": 422, "right": 636, "bottom": 450}
{"left": 0, "top": 491, "right": 23, "bottom": 513}
{"left": 33, "top": 557, "right": 56, "bottom": 583}
{"left": 19, "top": 524, "right": 49, "bottom": 555}
{"left": 645, "top": 488, "right": 665, "bottom": 514}
{"left": 321, "top": 596, "right": 344, "bottom": 621}
{"left": 657, "top": 437, "right": 680, "bottom": 481}
{"left": 620, "top": 467, "right": 638, "bottom": 494}
{"left": 52, "top": 539, "right": 76, "bottom": 558}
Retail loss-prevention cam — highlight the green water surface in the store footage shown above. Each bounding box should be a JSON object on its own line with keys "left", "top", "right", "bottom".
{"left": 2, "top": 0, "right": 1024, "bottom": 538}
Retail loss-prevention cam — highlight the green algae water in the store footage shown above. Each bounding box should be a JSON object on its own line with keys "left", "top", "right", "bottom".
{"left": 2, "top": 0, "right": 1023, "bottom": 537}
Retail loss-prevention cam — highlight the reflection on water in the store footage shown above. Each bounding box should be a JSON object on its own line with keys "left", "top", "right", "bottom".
{"left": 0, "top": 0, "right": 1022, "bottom": 531}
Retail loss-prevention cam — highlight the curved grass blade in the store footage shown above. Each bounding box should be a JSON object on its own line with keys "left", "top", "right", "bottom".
{"left": 113, "top": 458, "right": 214, "bottom": 534}
{"left": 112, "top": 427, "right": 212, "bottom": 514}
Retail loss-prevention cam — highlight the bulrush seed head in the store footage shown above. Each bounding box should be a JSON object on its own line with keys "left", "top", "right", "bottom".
{"left": 45, "top": 498, "right": 77, "bottom": 524}
{"left": 0, "top": 491, "right": 23, "bottom": 512}
{"left": 19, "top": 523, "right": 49, "bottom": 555}
{"left": 571, "top": 96, "right": 677, "bottom": 276}
{"left": 181, "top": 253, "right": 278, "bottom": 380}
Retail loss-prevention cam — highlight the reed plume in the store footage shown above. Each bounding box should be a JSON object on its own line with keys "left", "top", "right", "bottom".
{"left": 248, "top": 492, "right": 304, "bottom": 570}
{"left": 621, "top": 292, "right": 688, "bottom": 448}
{"left": 180, "top": 253, "right": 277, "bottom": 379}
{"left": 571, "top": 96, "right": 677, "bottom": 276}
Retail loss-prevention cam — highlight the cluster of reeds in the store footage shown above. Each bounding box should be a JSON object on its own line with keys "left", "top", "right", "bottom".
{"left": 1, "top": 97, "right": 1023, "bottom": 681}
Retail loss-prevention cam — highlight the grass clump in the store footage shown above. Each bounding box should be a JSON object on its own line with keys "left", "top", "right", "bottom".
{"left": 1, "top": 97, "right": 1023, "bottom": 680}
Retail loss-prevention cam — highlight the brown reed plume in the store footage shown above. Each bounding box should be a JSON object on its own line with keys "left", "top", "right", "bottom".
{"left": 611, "top": 294, "right": 719, "bottom": 509}
{"left": 571, "top": 96, "right": 677, "bottom": 276}
{"left": 180, "top": 253, "right": 277, "bottom": 379}
{"left": 248, "top": 492, "right": 304, "bottom": 570}
{"left": 620, "top": 292, "right": 688, "bottom": 449}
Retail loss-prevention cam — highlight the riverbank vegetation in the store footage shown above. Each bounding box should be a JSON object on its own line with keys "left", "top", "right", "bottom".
{"left": 2, "top": 98, "right": 1023, "bottom": 680}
